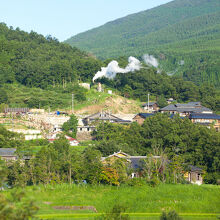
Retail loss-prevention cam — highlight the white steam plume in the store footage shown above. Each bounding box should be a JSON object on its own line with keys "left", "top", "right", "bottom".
{"left": 143, "top": 54, "right": 159, "bottom": 68}
{"left": 93, "top": 56, "right": 141, "bottom": 82}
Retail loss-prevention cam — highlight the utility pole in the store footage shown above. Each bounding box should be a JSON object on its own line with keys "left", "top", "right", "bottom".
{"left": 148, "top": 93, "right": 150, "bottom": 112}
{"left": 72, "top": 93, "right": 74, "bottom": 114}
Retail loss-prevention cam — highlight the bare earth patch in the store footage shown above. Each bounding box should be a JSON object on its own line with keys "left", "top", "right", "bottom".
{"left": 76, "top": 96, "right": 142, "bottom": 115}
{"left": 53, "top": 206, "right": 97, "bottom": 212}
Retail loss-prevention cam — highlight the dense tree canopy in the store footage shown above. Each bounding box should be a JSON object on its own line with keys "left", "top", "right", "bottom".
{"left": 92, "top": 114, "right": 220, "bottom": 177}
{"left": 0, "top": 126, "right": 23, "bottom": 148}
{"left": 98, "top": 67, "right": 220, "bottom": 111}
{"left": 0, "top": 23, "right": 102, "bottom": 88}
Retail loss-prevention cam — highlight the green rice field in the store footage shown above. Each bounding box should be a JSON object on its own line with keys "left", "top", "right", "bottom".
{"left": 6, "top": 183, "right": 219, "bottom": 219}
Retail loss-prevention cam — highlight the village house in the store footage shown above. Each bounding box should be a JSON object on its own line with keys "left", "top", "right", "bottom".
{"left": 0, "top": 148, "right": 31, "bottom": 164}
{"left": 133, "top": 113, "right": 155, "bottom": 125}
{"left": 77, "top": 125, "right": 96, "bottom": 133}
{"left": 188, "top": 113, "right": 220, "bottom": 131}
{"left": 184, "top": 165, "right": 203, "bottom": 185}
{"left": 77, "top": 113, "right": 133, "bottom": 133}
{"left": 4, "top": 108, "right": 29, "bottom": 115}
{"left": 82, "top": 111, "right": 132, "bottom": 126}
{"left": 102, "top": 151, "right": 204, "bottom": 185}
{"left": 0, "top": 148, "right": 17, "bottom": 162}
{"left": 160, "top": 102, "right": 213, "bottom": 117}
{"left": 101, "top": 151, "right": 159, "bottom": 178}
{"left": 142, "top": 102, "right": 159, "bottom": 112}
{"left": 8, "top": 129, "right": 42, "bottom": 140}
{"left": 48, "top": 135, "right": 79, "bottom": 146}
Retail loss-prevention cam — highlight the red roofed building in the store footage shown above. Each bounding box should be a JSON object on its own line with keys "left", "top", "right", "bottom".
{"left": 48, "top": 135, "right": 79, "bottom": 146}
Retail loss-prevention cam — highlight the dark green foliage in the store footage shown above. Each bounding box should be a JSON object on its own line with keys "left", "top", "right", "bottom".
{"left": 160, "top": 210, "right": 182, "bottom": 220}
{"left": 6, "top": 137, "right": 103, "bottom": 186}
{"left": 0, "top": 126, "right": 23, "bottom": 148}
{"left": 0, "top": 23, "right": 102, "bottom": 88}
{"left": 82, "top": 147, "right": 103, "bottom": 184}
{"left": 0, "top": 160, "right": 38, "bottom": 219}
{"left": 62, "top": 114, "right": 78, "bottom": 138}
{"left": 96, "top": 204, "right": 130, "bottom": 220}
{"left": 203, "top": 172, "right": 220, "bottom": 185}
{"left": 66, "top": 0, "right": 220, "bottom": 86}
{"left": 0, "top": 159, "right": 7, "bottom": 188}
{"left": 0, "top": 88, "right": 8, "bottom": 104}
{"left": 157, "top": 96, "right": 168, "bottom": 108}
{"left": 0, "top": 190, "right": 38, "bottom": 220}
{"left": 98, "top": 69, "right": 220, "bottom": 111}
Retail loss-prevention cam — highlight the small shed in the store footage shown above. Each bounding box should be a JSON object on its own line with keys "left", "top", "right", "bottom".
{"left": 142, "top": 102, "right": 159, "bottom": 112}
{"left": 0, "top": 148, "right": 17, "bottom": 162}
{"left": 184, "top": 165, "right": 203, "bottom": 185}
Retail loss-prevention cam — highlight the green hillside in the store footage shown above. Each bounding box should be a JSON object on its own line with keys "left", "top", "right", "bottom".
{"left": 0, "top": 22, "right": 220, "bottom": 112}
{"left": 65, "top": 0, "right": 220, "bottom": 87}
{"left": 0, "top": 23, "right": 102, "bottom": 88}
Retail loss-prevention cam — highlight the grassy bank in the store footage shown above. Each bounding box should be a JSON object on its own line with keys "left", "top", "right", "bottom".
{"left": 2, "top": 83, "right": 112, "bottom": 111}
{"left": 6, "top": 183, "right": 219, "bottom": 219}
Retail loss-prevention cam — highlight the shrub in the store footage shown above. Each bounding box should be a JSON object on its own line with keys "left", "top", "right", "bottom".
{"left": 96, "top": 204, "right": 130, "bottom": 220}
{"left": 147, "top": 177, "right": 160, "bottom": 187}
{"left": 203, "top": 172, "right": 220, "bottom": 185}
{"left": 125, "top": 178, "right": 146, "bottom": 186}
{"left": 160, "top": 210, "right": 182, "bottom": 220}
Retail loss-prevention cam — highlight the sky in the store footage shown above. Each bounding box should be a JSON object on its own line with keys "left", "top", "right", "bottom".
{"left": 0, "top": 0, "right": 172, "bottom": 42}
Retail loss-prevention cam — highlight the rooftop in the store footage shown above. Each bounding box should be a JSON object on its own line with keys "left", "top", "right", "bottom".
{"left": 0, "top": 148, "right": 17, "bottom": 156}
{"left": 135, "top": 113, "right": 155, "bottom": 119}
{"left": 189, "top": 113, "right": 220, "bottom": 120}
{"left": 160, "top": 102, "right": 212, "bottom": 113}
{"left": 142, "top": 102, "right": 157, "bottom": 107}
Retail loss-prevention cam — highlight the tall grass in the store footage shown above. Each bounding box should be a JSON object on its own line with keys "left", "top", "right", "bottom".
{"left": 15, "top": 183, "right": 220, "bottom": 216}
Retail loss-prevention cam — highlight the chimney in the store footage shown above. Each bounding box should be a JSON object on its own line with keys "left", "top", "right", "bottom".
{"left": 97, "top": 82, "right": 102, "bottom": 92}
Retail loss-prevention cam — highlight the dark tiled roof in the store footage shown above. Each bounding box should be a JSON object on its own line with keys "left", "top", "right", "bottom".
{"left": 188, "top": 165, "right": 203, "bottom": 172}
{"left": 0, "top": 148, "right": 16, "bottom": 156}
{"left": 129, "top": 157, "right": 146, "bottom": 170}
{"left": 160, "top": 103, "right": 212, "bottom": 113}
{"left": 142, "top": 102, "right": 157, "bottom": 107}
{"left": 189, "top": 113, "right": 220, "bottom": 120}
{"left": 169, "top": 114, "right": 185, "bottom": 119}
{"left": 136, "top": 113, "right": 155, "bottom": 118}
{"left": 114, "top": 119, "right": 132, "bottom": 123}
{"left": 84, "top": 112, "right": 122, "bottom": 120}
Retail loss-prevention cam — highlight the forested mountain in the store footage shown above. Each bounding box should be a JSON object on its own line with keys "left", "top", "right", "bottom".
{"left": 97, "top": 68, "right": 220, "bottom": 112}
{"left": 65, "top": 0, "right": 220, "bottom": 87}
{"left": 0, "top": 22, "right": 219, "bottom": 112}
{"left": 0, "top": 23, "right": 102, "bottom": 88}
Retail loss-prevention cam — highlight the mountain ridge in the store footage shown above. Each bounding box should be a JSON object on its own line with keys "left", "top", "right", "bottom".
{"left": 65, "top": 0, "right": 220, "bottom": 87}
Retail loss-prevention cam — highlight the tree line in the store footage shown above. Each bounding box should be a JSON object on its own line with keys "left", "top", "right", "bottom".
{"left": 92, "top": 114, "right": 220, "bottom": 184}
{"left": 0, "top": 23, "right": 102, "bottom": 88}
{"left": 98, "top": 66, "right": 220, "bottom": 112}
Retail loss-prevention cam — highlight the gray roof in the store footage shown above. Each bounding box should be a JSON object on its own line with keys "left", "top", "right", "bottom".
{"left": 129, "top": 156, "right": 160, "bottom": 170}
{"left": 4, "top": 108, "right": 29, "bottom": 113}
{"left": 188, "top": 165, "right": 203, "bottom": 172}
{"left": 160, "top": 102, "right": 212, "bottom": 113}
{"left": 0, "top": 148, "right": 17, "bottom": 156}
{"left": 135, "top": 113, "right": 155, "bottom": 119}
{"left": 129, "top": 157, "right": 145, "bottom": 170}
{"left": 189, "top": 113, "right": 220, "bottom": 120}
{"left": 84, "top": 111, "right": 122, "bottom": 120}
{"left": 142, "top": 102, "right": 157, "bottom": 107}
